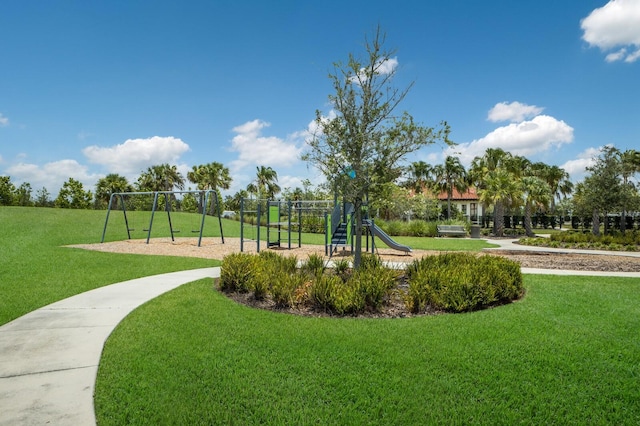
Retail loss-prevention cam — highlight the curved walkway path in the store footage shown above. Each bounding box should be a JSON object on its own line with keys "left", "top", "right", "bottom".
{"left": 1, "top": 241, "right": 640, "bottom": 425}
{"left": 0, "top": 268, "right": 220, "bottom": 426}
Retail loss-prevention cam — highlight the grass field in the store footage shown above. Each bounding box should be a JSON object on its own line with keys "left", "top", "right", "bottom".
{"left": 3, "top": 206, "right": 639, "bottom": 424}
{"left": 95, "top": 276, "right": 640, "bottom": 424}
{"left": 0, "top": 207, "right": 218, "bottom": 325}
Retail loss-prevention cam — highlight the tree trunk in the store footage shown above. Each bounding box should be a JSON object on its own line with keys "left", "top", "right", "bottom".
{"left": 494, "top": 201, "right": 505, "bottom": 237}
{"left": 592, "top": 209, "right": 600, "bottom": 236}
{"left": 353, "top": 196, "right": 364, "bottom": 269}
{"left": 524, "top": 203, "right": 534, "bottom": 237}
{"left": 621, "top": 208, "right": 626, "bottom": 233}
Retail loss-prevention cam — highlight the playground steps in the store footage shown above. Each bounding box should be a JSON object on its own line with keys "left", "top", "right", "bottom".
{"left": 329, "top": 222, "right": 350, "bottom": 254}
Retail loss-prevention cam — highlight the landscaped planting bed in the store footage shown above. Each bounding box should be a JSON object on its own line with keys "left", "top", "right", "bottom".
{"left": 219, "top": 251, "right": 524, "bottom": 317}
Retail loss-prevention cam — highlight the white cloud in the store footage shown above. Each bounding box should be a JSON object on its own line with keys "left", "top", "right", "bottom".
{"left": 6, "top": 159, "right": 101, "bottom": 195}
{"left": 447, "top": 113, "right": 574, "bottom": 166}
{"left": 560, "top": 147, "right": 600, "bottom": 182}
{"left": 229, "top": 119, "right": 303, "bottom": 172}
{"left": 0, "top": 113, "right": 9, "bottom": 127}
{"left": 278, "top": 175, "right": 304, "bottom": 192}
{"left": 350, "top": 57, "right": 398, "bottom": 84}
{"left": 581, "top": 0, "right": 640, "bottom": 63}
{"left": 487, "top": 101, "right": 544, "bottom": 123}
{"left": 82, "top": 136, "right": 190, "bottom": 176}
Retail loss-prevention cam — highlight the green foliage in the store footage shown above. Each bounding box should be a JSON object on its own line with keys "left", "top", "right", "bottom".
{"left": 270, "top": 272, "right": 304, "bottom": 308}
{"left": 520, "top": 231, "right": 640, "bottom": 251}
{"left": 55, "top": 177, "right": 93, "bottom": 209}
{"left": 380, "top": 220, "right": 405, "bottom": 236}
{"left": 406, "top": 253, "right": 523, "bottom": 313}
{"left": 302, "top": 253, "right": 325, "bottom": 277}
{"left": 308, "top": 274, "right": 340, "bottom": 312}
{"left": 333, "top": 258, "right": 351, "bottom": 278}
{"left": 358, "top": 252, "right": 383, "bottom": 270}
{"left": 219, "top": 253, "right": 256, "bottom": 292}
{"left": 0, "top": 175, "right": 16, "bottom": 205}
{"left": 351, "top": 266, "right": 396, "bottom": 311}
{"left": 407, "top": 219, "right": 429, "bottom": 237}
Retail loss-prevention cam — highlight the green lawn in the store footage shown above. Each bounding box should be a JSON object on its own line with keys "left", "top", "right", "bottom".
{"left": 0, "top": 207, "right": 218, "bottom": 325}
{"left": 4, "top": 206, "right": 639, "bottom": 424}
{"left": 96, "top": 275, "right": 640, "bottom": 425}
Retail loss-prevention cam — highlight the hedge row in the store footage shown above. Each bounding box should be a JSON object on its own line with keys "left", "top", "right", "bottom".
{"left": 219, "top": 251, "right": 523, "bottom": 315}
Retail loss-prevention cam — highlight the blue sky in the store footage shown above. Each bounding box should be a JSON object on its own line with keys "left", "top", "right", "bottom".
{"left": 1, "top": 0, "right": 639, "bottom": 197}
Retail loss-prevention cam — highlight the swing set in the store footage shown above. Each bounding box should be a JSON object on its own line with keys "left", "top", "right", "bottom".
{"left": 101, "top": 190, "right": 224, "bottom": 247}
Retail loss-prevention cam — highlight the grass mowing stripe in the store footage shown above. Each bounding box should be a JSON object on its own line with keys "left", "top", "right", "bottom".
{"left": 96, "top": 276, "right": 640, "bottom": 424}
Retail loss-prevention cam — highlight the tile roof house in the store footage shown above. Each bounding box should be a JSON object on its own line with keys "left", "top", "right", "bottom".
{"left": 436, "top": 187, "right": 484, "bottom": 222}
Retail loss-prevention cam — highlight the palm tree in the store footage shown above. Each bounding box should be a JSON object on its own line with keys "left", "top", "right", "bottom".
{"left": 532, "top": 163, "right": 573, "bottom": 213}
{"left": 434, "top": 156, "right": 468, "bottom": 220}
{"left": 254, "top": 166, "right": 280, "bottom": 200}
{"left": 187, "top": 162, "right": 232, "bottom": 214}
{"left": 520, "top": 176, "right": 552, "bottom": 237}
{"left": 404, "top": 161, "right": 434, "bottom": 194}
{"left": 477, "top": 168, "right": 519, "bottom": 237}
{"left": 137, "top": 163, "right": 185, "bottom": 192}
{"left": 95, "top": 173, "right": 132, "bottom": 209}
{"left": 469, "top": 148, "right": 513, "bottom": 235}
{"left": 137, "top": 164, "right": 185, "bottom": 211}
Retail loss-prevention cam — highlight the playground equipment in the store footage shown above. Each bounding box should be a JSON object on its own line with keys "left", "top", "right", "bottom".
{"left": 239, "top": 197, "right": 264, "bottom": 252}
{"left": 101, "top": 190, "right": 224, "bottom": 247}
{"left": 325, "top": 202, "right": 411, "bottom": 256}
{"left": 240, "top": 198, "right": 333, "bottom": 252}
{"left": 267, "top": 200, "right": 301, "bottom": 249}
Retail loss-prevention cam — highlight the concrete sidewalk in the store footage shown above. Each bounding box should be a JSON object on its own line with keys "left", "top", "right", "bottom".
{"left": 0, "top": 267, "right": 220, "bottom": 426}
{"left": 483, "top": 237, "right": 640, "bottom": 258}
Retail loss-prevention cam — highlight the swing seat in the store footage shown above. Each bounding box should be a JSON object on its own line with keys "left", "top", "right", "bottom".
{"left": 191, "top": 230, "right": 200, "bottom": 233}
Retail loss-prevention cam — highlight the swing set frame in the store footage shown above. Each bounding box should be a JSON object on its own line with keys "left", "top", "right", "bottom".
{"left": 101, "top": 190, "right": 224, "bottom": 247}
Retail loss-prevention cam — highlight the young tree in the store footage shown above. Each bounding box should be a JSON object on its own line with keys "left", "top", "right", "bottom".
{"left": 55, "top": 178, "right": 93, "bottom": 209}
{"left": 0, "top": 176, "right": 16, "bottom": 206}
{"left": 303, "top": 26, "right": 451, "bottom": 267}
{"left": 34, "top": 187, "right": 52, "bottom": 207}
{"left": 15, "top": 182, "right": 33, "bottom": 206}
{"left": 619, "top": 149, "right": 640, "bottom": 232}
{"left": 580, "top": 146, "right": 623, "bottom": 235}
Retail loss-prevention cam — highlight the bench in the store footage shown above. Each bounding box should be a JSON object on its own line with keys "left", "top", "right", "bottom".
{"left": 437, "top": 225, "right": 467, "bottom": 237}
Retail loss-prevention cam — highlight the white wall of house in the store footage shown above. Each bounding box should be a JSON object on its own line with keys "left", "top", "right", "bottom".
{"left": 439, "top": 200, "right": 484, "bottom": 223}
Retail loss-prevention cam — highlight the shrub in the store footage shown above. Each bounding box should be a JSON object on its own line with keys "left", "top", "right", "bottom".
{"left": 407, "top": 220, "right": 429, "bottom": 237}
{"left": 302, "top": 253, "right": 325, "bottom": 277}
{"left": 381, "top": 220, "right": 405, "bottom": 237}
{"left": 309, "top": 275, "right": 340, "bottom": 312}
{"left": 333, "top": 258, "right": 351, "bottom": 280}
{"left": 271, "top": 271, "right": 305, "bottom": 308}
{"left": 351, "top": 266, "right": 397, "bottom": 312}
{"left": 219, "top": 253, "right": 256, "bottom": 292}
{"left": 405, "top": 253, "right": 523, "bottom": 313}
{"left": 359, "top": 252, "right": 383, "bottom": 271}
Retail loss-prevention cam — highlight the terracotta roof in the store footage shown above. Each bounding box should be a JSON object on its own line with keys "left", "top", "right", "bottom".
{"left": 436, "top": 187, "right": 479, "bottom": 201}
